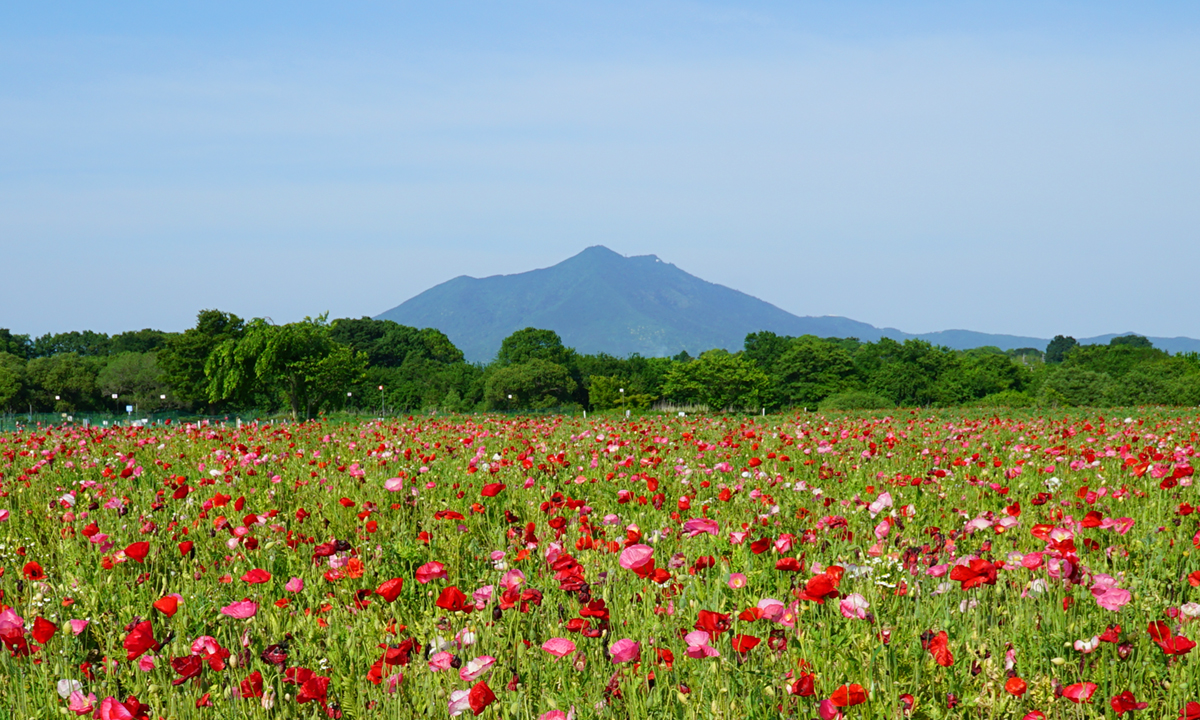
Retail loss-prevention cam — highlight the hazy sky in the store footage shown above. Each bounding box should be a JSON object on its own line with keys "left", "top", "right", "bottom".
{"left": 3, "top": 2, "right": 1199, "bottom": 341}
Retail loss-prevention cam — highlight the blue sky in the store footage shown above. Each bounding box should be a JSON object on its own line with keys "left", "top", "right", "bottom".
{"left": 3, "top": 2, "right": 1199, "bottom": 341}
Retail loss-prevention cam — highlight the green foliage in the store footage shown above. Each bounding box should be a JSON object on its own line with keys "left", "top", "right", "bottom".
{"left": 206, "top": 316, "right": 368, "bottom": 420}
{"left": 330, "top": 317, "right": 463, "bottom": 367}
{"left": 817, "top": 389, "right": 894, "bottom": 410}
{"left": 771, "top": 335, "right": 860, "bottom": 408}
{"left": 483, "top": 358, "right": 577, "bottom": 410}
{"left": 0, "top": 329, "right": 31, "bottom": 359}
{"left": 1110, "top": 334, "right": 1153, "bottom": 348}
{"left": 96, "top": 352, "right": 172, "bottom": 412}
{"left": 30, "top": 330, "right": 113, "bottom": 358}
{"left": 110, "top": 328, "right": 172, "bottom": 354}
{"left": 158, "top": 310, "right": 246, "bottom": 411}
{"left": 1044, "top": 334, "right": 1077, "bottom": 363}
{"left": 966, "top": 389, "right": 1036, "bottom": 408}
{"left": 495, "top": 327, "right": 574, "bottom": 367}
{"left": 24, "top": 353, "right": 105, "bottom": 411}
{"left": 1039, "top": 366, "right": 1111, "bottom": 407}
{"left": 0, "top": 352, "right": 24, "bottom": 410}
{"left": 661, "top": 349, "right": 769, "bottom": 410}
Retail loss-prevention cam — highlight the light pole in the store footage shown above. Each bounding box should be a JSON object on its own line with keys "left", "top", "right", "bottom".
{"left": 378, "top": 385, "right": 384, "bottom": 418}
{"left": 347, "top": 391, "right": 352, "bottom": 412}
{"left": 507, "top": 394, "right": 513, "bottom": 411}
{"left": 619, "top": 387, "right": 625, "bottom": 415}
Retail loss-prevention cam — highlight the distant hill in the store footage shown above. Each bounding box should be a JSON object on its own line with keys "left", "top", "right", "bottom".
{"left": 376, "top": 246, "right": 1200, "bottom": 362}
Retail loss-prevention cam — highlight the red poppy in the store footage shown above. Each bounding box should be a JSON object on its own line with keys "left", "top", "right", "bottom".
{"left": 1149, "top": 621, "right": 1197, "bottom": 656}
{"left": 799, "top": 571, "right": 841, "bottom": 604}
{"left": 949, "top": 558, "right": 997, "bottom": 590}
{"left": 436, "top": 586, "right": 468, "bottom": 612}
{"left": 125, "top": 542, "right": 151, "bottom": 564}
{"left": 481, "top": 483, "right": 506, "bottom": 497}
{"left": 731, "top": 634, "right": 761, "bottom": 653}
{"left": 1062, "top": 682, "right": 1098, "bottom": 703}
{"left": 123, "top": 620, "right": 158, "bottom": 661}
{"left": 241, "top": 569, "right": 271, "bottom": 584}
{"left": 1110, "top": 691, "right": 1147, "bottom": 716}
{"left": 923, "top": 630, "right": 953, "bottom": 667}
{"left": 1005, "top": 677, "right": 1027, "bottom": 697}
{"left": 296, "top": 675, "right": 330, "bottom": 704}
{"left": 376, "top": 577, "right": 404, "bottom": 603}
{"left": 153, "top": 596, "right": 179, "bottom": 617}
{"left": 830, "top": 683, "right": 867, "bottom": 707}
{"left": 468, "top": 680, "right": 497, "bottom": 713}
{"left": 178, "top": 541, "right": 194, "bottom": 556}
{"left": 171, "top": 655, "right": 203, "bottom": 685}
{"left": 1181, "top": 702, "right": 1200, "bottom": 720}
{"left": 694, "top": 610, "right": 732, "bottom": 637}
{"left": 791, "top": 672, "right": 815, "bottom": 696}
{"left": 31, "top": 617, "right": 57, "bottom": 645}
{"left": 22, "top": 561, "right": 46, "bottom": 581}
{"left": 238, "top": 671, "right": 265, "bottom": 699}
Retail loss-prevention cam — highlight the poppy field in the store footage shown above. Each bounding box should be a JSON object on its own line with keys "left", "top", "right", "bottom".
{"left": 1, "top": 409, "right": 1198, "bottom": 720}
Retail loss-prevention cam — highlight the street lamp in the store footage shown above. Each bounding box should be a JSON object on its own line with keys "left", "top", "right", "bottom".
{"left": 347, "top": 391, "right": 352, "bottom": 412}
{"left": 378, "top": 385, "right": 384, "bottom": 418}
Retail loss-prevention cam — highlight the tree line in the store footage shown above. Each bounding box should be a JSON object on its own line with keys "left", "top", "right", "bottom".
{"left": 1, "top": 315, "right": 1197, "bottom": 418}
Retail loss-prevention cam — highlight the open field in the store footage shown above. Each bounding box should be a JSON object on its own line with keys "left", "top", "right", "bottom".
{"left": 0, "top": 410, "right": 1197, "bottom": 719}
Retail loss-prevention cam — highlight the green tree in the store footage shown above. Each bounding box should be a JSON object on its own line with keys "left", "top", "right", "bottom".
{"left": 206, "top": 316, "right": 368, "bottom": 420}
{"left": 495, "top": 328, "right": 574, "bottom": 367}
{"left": 484, "top": 358, "right": 577, "bottom": 410}
{"left": 772, "top": 336, "right": 860, "bottom": 408}
{"left": 24, "top": 353, "right": 105, "bottom": 411}
{"left": 0, "top": 330, "right": 31, "bottom": 359}
{"left": 1044, "top": 335, "right": 1077, "bottom": 364}
{"left": 159, "top": 310, "right": 246, "bottom": 411}
{"left": 662, "top": 349, "right": 769, "bottom": 411}
{"left": 330, "top": 318, "right": 464, "bottom": 367}
{"left": 97, "top": 353, "right": 171, "bottom": 412}
{"left": 1040, "top": 366, "right": 1110, "bottom": 407}
{"left": 110, "top": 329, "right": 172, "bottom": 354}
{"left": 30, "top": 330, "right": 112, "bottom": 358}
{"left": 1110, "top": 334, "right": 1153, "bottom": 349}
{"left": 0, "top": 352, "right": 25, "bottom": 411}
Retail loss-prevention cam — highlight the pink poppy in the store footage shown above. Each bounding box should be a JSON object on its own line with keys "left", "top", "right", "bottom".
{"left": 220, "top": 600, "right": 258, "bottom": 619}
{"left": 542, "top": 638, "right": 577, "bottom": 658}
{"left": 609, "top": 638, "right": 640, "bottom": 663}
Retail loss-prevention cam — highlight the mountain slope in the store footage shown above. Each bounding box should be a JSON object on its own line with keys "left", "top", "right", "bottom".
{"left": 376, "top": 246, "right": 1200, "bottom": 362}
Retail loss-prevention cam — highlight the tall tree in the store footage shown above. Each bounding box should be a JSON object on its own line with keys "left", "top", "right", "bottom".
{"left": 0, "top": 329, "right": 31, "bottom": 359}
{"left": 158, "top": 310, "right": 246, "bottom": 411}
{"left": 206, "top": 316, "right": 367, "bottom": 420}
{"left": 1045, "top": 335, "right": 1077, "bottom": 364}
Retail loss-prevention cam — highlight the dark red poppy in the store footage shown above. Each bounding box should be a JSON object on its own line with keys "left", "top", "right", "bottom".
{"left": 1110, "top": 691, "right": 1147, "bottom": 716}
{"left": 171, "top": 655, "right": 203, "bottom": 685}
{"left": 297, "top": 675, "right": 330, "bottom": 704}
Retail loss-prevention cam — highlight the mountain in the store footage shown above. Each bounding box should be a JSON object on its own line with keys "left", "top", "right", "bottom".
{"left": 376, "top": 246, "right": 1200, "bottom": 362}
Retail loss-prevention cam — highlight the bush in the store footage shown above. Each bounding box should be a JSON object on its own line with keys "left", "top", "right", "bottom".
{"left": 967, "top": 390, "right": 1036, "bottom": 408}
{"left": 818, "top": 390, "right": 894, "bottom": 410}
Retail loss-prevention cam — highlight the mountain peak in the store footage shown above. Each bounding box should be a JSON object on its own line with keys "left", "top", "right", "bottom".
{"left": 376, "top": 249, "right": 1200, "bottom": 362}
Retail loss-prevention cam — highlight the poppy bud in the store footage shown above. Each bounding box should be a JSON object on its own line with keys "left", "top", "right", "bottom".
{"left": 450, "top": 655, "right": 462, "bottom": 669}
{"left": 492, "top": 606, "right": 502, "bottom": 621}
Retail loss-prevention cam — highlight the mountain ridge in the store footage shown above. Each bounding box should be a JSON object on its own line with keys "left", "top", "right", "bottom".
{"left": 376, "top": 246, "right": 1200, "bottom": 362}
